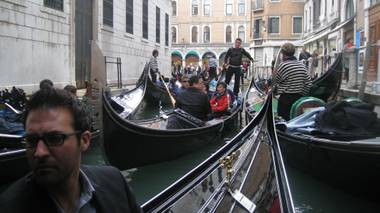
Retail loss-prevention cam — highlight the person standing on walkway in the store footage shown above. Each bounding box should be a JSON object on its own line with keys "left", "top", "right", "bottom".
{"left": 149, "top": 49, "right": 159, "bottom": 83}
{"left": 224, "top": 38, "right": 254, "bottom": 96}
{"left": 298, "top": 47, "right": 311, "bottom": 67}
{"left": 274, "top": 43, "right": 312, "bottom": 121}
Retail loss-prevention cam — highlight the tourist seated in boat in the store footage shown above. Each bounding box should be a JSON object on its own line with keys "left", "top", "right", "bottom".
{"left": 274, "top": 42, "right": 312, "bottom": 121}
{"left": 210, "top": 82, "right": 230, "bottom": 117}
{"left": 63, "top": 84, "right": 77, "bottom": 97}
{"left": 176, "top": 75, "right": 190, "bottom": 95}
{"left": 39, "top": 79, "right": 54, "bottom": 89}
{"left": 176, "top": 75, "right": 211, "bottom": 121}
{"left": 169, "top": 78, "right": 180, "bottom": 95}
{"left": 0, "top": 88, "right": 142, "bottom": 213}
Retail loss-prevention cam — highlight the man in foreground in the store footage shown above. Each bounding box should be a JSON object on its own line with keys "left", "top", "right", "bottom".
{"left": 0, "top": 88, "right": 141, "bottom": 213}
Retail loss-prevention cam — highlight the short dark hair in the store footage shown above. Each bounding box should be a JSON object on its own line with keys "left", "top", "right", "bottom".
{"left": 39, "top": 79, "right": 54, "bottom": 90}
{"left": 217, "top": 82, "right": 227, "bottom": 89}
{"left": 63, "top": 85, "right": 77, "bottom": 96}
{"left": 24, "top": 88, "right": 90, "bottom": 133}
{"left": 235, "top": 38, "right": 242, "bottom": 43}
{"left": 189, "top": 75, "right": 200, "bottom": 86}
{"left": 152, "top": 49, "right": 159, "bottom": 56}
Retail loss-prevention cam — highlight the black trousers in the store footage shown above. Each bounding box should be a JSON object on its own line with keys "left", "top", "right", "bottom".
{"left": 209, "top": 67, "right": 217, "bottom": 80}
{"left": 225, "top": 66, "right": 241, "bottom": 96}
{"left": 278, "top": 93, "right": 303, "bottom": 121}
{"left": 150, "top": 70, "right": 158, "bottom": 83}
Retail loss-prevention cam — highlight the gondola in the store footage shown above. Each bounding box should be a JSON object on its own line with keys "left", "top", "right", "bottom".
{"left": 308, "top": 53, "right": 342, "bottom": 102}
{"left": 245, "top": 56, "right": 380, "bottom": 200}
{"left": 0, "top": 101, "right": 28, "bottom": 186}
{"left": 0, "top": 130, "right": 101, "bottom": 187}
{"left": 103, "top": 65, "right": 242, "bottom": 170}
{"left": 142, "top": 69, "right": 173, "bottom": 107}
{"left": 142, "top": 92, "right": 294, "bottom": 213}
{"left": 0, "top": 134, "right": 28, "bottom": 186}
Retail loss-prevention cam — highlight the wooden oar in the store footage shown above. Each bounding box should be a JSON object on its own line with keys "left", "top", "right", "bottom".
{"left": 159, "top": 75, "right": 176, "bottom": 108}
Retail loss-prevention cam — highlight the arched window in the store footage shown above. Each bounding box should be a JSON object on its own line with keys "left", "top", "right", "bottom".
{"left": 238, "top": 0, "right": 245, "bottom": 15}
{"left": 192, "top": 0, "right": 198, "bottom": 16}
{"left": 172, "top": 1, "right": 177, "bottom": 16}
{"left": 172, "top": 27, "right": 177, "bottom": 43}
{"left": 191, "top": 26, "right": 198, "bottom": 43}
{"left": 204, "top": 0, "right": 210, "bottom": 16}
{"left": 203, "top": 26, "right": 210, "bottom": 43}
{"left": 238, "top": 26, "right": 245, "bottom": 42}
{"left": 226, "top": 26, "right": 232, "bottom": 43}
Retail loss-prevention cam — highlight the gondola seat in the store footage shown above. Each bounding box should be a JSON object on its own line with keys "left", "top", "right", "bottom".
{"left": 289, "top": 97, "right": 325, "bottom": 120}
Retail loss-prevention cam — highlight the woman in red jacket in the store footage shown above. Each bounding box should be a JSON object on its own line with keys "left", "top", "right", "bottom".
{"left": 210, "top": 82, "right": 229, "bottom": 117}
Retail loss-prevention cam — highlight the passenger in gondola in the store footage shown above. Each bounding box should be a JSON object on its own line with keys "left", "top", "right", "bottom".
{"left": 176, "top": 75, "right": 211, "bottom": 121}
{"left": 0, "top": 88, "right": 142, "bottom": 213}
{"left": 39, "top": 79, "right": 54, "bottom": 90}
{"left": 176, "top": 75, "right": 190, "bottom": 95}
{"left": 169, "top": 78, "right": 180, "bottom": 96}
{"left": 210, "top": 82, "right": 230, "bottom": 117}
{"left": 63, "top": 85, "right": 77, "bottom": 97}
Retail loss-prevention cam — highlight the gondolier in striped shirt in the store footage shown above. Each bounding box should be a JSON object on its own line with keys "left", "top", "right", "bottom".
{"left": 274, "top": 43, "right": 312, "bottom": 121}
{"left": 149, "top": 49, "right": 159, "bottom": 83}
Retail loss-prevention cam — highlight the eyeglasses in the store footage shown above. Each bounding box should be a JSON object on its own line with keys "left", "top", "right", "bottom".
{"left": 22, "top": 131, "right": 82, "bottom": 148}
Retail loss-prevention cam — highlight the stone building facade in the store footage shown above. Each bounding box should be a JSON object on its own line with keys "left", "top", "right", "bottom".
{"left": 0, "top": 0, "right": 171, "bottom": 93}
{"left": 251, "top": 0, "right": 304, "bottom": 67}
{"left": 171, "top": 0, "right": 252, "bottom": 68}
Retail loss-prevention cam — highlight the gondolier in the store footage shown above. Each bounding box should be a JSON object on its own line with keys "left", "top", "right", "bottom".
{"left": 274, "top": 42, "right": 312, "bottom": 121}
{"left": 224, "top": 38, "right": 254, "bottom": 96}
{"left": 149, "top": 49, "right": 159, "bottom": 83}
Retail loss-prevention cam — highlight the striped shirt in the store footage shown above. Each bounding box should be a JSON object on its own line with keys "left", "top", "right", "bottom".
{"left": 208, "top": 57, "right": 218, "bottom": 68}
{"left": 149, "top": 56, "right": 159, "bottom": 73}
{"left": 275, "top": 58, "right": 312, "bottom": 95}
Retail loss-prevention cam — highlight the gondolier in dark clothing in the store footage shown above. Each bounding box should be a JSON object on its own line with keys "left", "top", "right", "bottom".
{"left": 208, "top": 56, "right": 218, "bottom": 80}
{"left": 275, "top": 43, "right": 312, "bottom": 121}
{"left": 224, "top": 38, "right": 254, "bottom": 96}
{"left": 149, "top": 49, "right": 159, "bottom": 83}
{"left": 0, "top": 88, "right": 142, "bottom": 213}
{"left": 176, "top": 76, "right": 211, "bottom": 120}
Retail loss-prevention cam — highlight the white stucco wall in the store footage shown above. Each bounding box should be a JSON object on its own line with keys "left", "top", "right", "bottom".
{"left": 0, "top": 0, "right": 72, "bottom": 93}
{"left": 97, "top": 0, "right": 172, "bottom": 85}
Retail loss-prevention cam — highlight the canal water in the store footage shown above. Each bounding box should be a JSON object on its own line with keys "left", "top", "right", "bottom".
{"left": 82, "top": 82, "right": 380, "bottom": 212}
{"left": 82, "top": 118, "right": 379, "bottom": 212}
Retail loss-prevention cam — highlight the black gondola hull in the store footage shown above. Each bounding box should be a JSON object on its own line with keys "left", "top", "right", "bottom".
{"left": 102, "top": 99, "right": 241, "bottom": 170}
{"left": 0, "top": 149, "right": 28, "bottom": 186}
{"left": 277, "top": 131, "right": 380, "bottom": 199}
{"left": 142, "top": 93, "right": 294, "bottom": 213}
